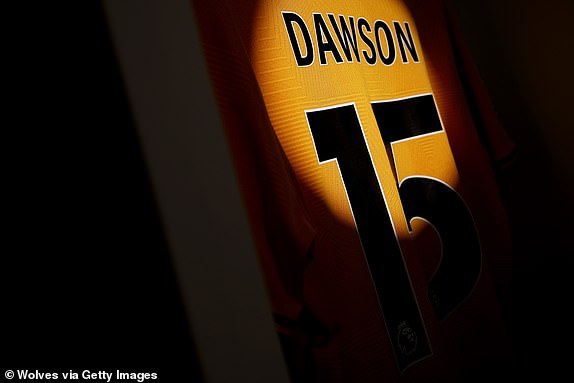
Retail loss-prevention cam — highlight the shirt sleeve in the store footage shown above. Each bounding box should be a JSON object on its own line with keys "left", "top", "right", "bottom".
{"left": 441, "top": 0, "right": 517, "bottom": 169}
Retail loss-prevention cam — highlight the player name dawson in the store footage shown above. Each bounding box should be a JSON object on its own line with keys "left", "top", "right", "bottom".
{"left": 282, "top": 11, "right": 420, "bottom": 67}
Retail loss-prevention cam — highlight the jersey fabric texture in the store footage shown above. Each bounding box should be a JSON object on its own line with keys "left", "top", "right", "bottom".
{"left": 191, "top": 0, "right": 515, "bottom": 381}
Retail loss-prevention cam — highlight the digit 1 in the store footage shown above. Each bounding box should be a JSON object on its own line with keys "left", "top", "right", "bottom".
{"left": 307, "top": 104, "right": 432, "bottom": 371}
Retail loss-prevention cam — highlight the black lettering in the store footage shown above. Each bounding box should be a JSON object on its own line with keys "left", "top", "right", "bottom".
{"left": 394, "top": 21, "right": 420, "bottom": 63}
{"left": 283, "top": 12, "right": 420, "bottom": 68}
{"left": 374, "top": 20, "right": 396, "bottom": 66}
{"left": 314, "top": 13, "right": 344, "bottom": 65}
{"left": 358, "top": 18, "right": 377, "bottom": 65}
{"left": 282, "top": 12, "right": 314, "bottom": 67}
{"left": 328, "top": 14, "right": 361, "bottom": 63}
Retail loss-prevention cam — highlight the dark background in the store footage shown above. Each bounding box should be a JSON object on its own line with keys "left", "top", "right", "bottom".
{"left": 448, "top": 0, "right": 574, "bottom": 379}
{"left": 3, "top": 2, "right": 202, "bottom": 381}
{"left": 3, "top": 0, "right": 573, "bottom": 381}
